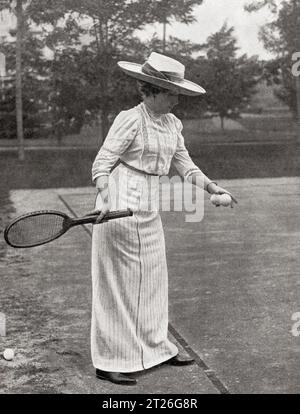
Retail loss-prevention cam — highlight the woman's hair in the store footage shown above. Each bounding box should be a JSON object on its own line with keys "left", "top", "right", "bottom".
{"left": 137, "top": 80, "right": 168, "bottom": 98}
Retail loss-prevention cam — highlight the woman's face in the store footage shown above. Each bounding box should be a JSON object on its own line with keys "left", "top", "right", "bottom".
{"left": 153, "top": 90, "right": 179, "bottom": 114}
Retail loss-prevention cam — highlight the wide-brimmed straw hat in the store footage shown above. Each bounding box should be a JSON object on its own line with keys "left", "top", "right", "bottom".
{"left": 117, "top": 52, "right": 206, "bottom": 96}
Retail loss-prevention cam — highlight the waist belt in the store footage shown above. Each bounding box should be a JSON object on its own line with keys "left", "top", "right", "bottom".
{"left": 119, "top": 159, "right": 161, "bottom": 177}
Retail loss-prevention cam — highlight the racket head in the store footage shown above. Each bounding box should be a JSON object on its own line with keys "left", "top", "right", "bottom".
{"left": 4, "top": 210, "right": 71, "bottom": 248}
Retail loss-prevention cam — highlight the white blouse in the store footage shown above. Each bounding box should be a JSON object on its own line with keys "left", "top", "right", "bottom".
{"left": 92, "top": 102, "right": 203, "bottom": 181}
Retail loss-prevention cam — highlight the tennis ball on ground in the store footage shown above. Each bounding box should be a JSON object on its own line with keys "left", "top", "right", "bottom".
{"left": 219, "top": 194, "right": 232, "bottom": 207}
{"left": 3, "top": 348, "right": 15, "bottom": 361}
{"left": 210, "top": 194, "right": 222, "bottom": 206}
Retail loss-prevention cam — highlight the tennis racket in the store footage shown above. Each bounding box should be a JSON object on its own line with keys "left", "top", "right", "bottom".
{"left": 4, "top": 209, "right": 133, "bottom": 248}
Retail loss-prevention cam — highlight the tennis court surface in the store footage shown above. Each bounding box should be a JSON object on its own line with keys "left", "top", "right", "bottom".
{"left": 1, "top": 177, "right": 300, "bottom": 393}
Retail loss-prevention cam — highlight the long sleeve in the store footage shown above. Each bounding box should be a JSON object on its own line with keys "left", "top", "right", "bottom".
{"left": 171, "top": 117, "right": 203, "bottom": 180}
{"left": 92, "top": 109, "right": 139, "bottom": 181}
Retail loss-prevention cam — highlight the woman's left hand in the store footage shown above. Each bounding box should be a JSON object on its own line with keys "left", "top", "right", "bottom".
{"left": 208, "top": 183, "right": 238, "bottom": 208}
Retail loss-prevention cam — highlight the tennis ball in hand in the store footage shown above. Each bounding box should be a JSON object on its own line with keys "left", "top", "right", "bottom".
{"left": 210, "top": 194, "right": 222, "bottom": 206}
{"left": 3, "top": 348, "right": 15, "bottom": 361}
{"left": 219, "top": 194, "right": 232, "bottom": 207}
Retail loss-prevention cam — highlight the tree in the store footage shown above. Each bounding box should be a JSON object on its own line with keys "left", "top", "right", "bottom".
{"left": 0, "top": 0, "right": 26, "bottom": 159}
{"left": 244, "top": 0, "right": 278, "bottom": 13}
{"left": 0, "top": 2, "right": 52, "bottom": 142}
{"left": 199, "top": 24, "right": 261, "bottom": 130}
{"left": 0, "top": 0, "right": 96, "bottom": 145}
{"left": 245, "top": 0, "right": 300, "bottom": 120}
{"left": 0, "top": 0, "right": 58, "bottom": 154}
{"left": 0, "top": 79, "right": 41, "bottom": 139}
{"left": 148, "top": 0, "right": 204, "bottom": 52}
{"left": 44, "top": 0, "right": 151, "bottom": 139}
{"left": 28, "top": 0, "right": 206, "bottom": 141}
{"left": 1, "top": 0, "right": 207, "bottom": 143}
{"left": 66, "top": 0, "right": 205, "bottom": 138}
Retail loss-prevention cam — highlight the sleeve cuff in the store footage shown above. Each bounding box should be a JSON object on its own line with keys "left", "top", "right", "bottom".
{"left": 92, "top": 172, "right": 110, "bottom": 183}
{"left": 184, "top": 168, "right": 202, "bottom": 181}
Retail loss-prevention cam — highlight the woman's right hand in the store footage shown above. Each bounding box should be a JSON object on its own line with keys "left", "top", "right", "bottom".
{"left": 93, "top": 201, "right": 111, "bottom": 224}
{"left": 94, "top": 176, "right": 111, "bottom": 223}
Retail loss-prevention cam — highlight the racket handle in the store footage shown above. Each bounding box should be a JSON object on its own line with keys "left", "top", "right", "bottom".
{"left": 72, "top": 209, "right": 133, "bottom": 225}
{"left": 100, "top": 209, "right": 133, "bottom": 222}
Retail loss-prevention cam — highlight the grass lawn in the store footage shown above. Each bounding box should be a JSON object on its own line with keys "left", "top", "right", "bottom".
{"left": 0, "top": 113, "right": 299, "bottom": 199}
{"left": 1, "top": 142, "right": 299, "bottom": 192}
{"left": 183, "top": 114, "right": 299, "bottom": 145}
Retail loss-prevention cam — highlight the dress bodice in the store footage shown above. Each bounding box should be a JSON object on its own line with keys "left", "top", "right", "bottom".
{"left": 92, "top": 102, "right": 201, "bottom": 181}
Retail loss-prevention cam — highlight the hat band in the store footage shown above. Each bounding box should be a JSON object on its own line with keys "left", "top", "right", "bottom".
{"left": 141, "top": 62, "right": 184, "bottom": 83}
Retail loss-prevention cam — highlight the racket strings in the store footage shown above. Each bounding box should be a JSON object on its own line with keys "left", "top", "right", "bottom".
{"left": 7, "top": 214, "right": 66, "bottom": 247}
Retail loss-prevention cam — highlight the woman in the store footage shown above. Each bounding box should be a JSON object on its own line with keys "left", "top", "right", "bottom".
{"left": 91, "top": 52, "right": 237, "bottom": 386}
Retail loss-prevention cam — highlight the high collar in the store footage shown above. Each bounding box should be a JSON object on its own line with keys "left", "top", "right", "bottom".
{"left": 141, "top": 102, "right": 167, "bottom": 119}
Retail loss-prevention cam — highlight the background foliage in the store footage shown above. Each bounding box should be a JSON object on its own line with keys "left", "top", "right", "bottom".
{"left": 0, "top": 0, "right": 299, "bottom": 140}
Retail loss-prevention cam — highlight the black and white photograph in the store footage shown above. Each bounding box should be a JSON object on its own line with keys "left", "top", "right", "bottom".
{"left": 0, "top": 0, "right": 299, "bottom": 399}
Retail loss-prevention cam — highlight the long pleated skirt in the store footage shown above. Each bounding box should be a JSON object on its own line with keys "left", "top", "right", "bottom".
{"left": 91, "top": 163, "right": 178, "bottom": 372}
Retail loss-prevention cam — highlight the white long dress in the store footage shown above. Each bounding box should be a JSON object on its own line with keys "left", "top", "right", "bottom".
{"left": 91, "top": 102, "right": 203, "bottom": 373}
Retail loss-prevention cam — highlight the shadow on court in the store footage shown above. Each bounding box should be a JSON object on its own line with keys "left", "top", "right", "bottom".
{"left": 0, "top": 177, "right": 300, "bottom": 393}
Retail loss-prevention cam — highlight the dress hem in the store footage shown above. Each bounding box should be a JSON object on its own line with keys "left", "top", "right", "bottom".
{"left": 93, "top": 350, "right": 178, "bottom": 373}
